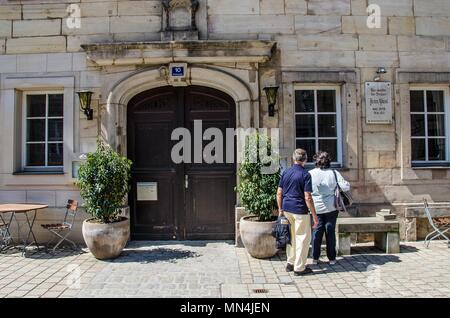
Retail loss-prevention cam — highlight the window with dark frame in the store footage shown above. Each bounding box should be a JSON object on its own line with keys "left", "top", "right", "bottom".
{"left": 25, "top": 93, "right": 64, "bottom": 169}
{"left": 410, "top": 89, "right": 448, "bottom": 165}
{"left": 295, "top": 88, "right": 342, "bottom": 165}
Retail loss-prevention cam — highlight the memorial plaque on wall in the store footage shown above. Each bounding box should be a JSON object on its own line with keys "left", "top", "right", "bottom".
{"left": 137, "top": 182, "right": 158, "bottom": 201}
{"left": 365, "top": 82, "right": 393, "bottom": 124}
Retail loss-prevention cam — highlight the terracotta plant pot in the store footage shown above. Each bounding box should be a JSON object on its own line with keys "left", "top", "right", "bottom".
{"left": 82, "top": 217, "right": 130, "bottom": 260}
{"left": 239, "top": 215, "right": 277, "bottom": 259}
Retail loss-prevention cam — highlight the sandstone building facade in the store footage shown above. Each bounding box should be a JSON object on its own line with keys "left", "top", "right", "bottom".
{"left": 1, "top": 0, "right": 450, "bottom": 243}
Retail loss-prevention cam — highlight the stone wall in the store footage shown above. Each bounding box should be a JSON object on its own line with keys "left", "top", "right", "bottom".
{"left": 1, "top": 0, "right": 450, "bottom": 242}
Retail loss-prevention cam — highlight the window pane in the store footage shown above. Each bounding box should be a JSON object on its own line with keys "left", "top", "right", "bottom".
{"left": 295, "top": 90, "right": 314, "bottom": 113}
{"left": 26, "top": 119, "right": 45, "bottom": 142}
{"left": 48, "top": 143, "right": 63, "bottom": 166}
{"left": 428, "top": 139, "right": 446, "bottom": 161}
{"left": 296, "top": 115, "right": 315, "bottom": 138}
{"left": 26, "top": 144, "right": 45, "bottom": 166}
{"left": 427, "top": 91, "right": 444, "bottom": 112}
{"left": 318, "top": 115, "right": 337, "bottom": 137}
{"left": 26, "top": 95, "right": 46, "bottom": 117}
{"left": 48, "top": 119, "right": 63, "bottom": 141}
{"left": 48, "top": 94, "right": 63, "bottom": 117}
{"left": 411, "top": 139, "right": 426, "bottom": 161}
{"left": 410, "top": 91, "right": 424, "bottom": 112}
{"left": 410, "top": 114, "right": 425, "bottom": 136}
{"left": 317, "top": 90, "right": 336, "bottom": 112}
{"left": 428, "top": 114, "right": 446, "bottom": 137}
{"left": 318, "top": 139, "right": 337, "bottom": 162}
{"left": 296, "top": 139, "right": 315, "bottom": 162}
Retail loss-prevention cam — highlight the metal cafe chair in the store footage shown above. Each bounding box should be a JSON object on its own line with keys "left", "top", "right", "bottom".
{"left": 423, "top": 198, "right": 450, "bottom": 248}
{"left": 41, "top": 200, "right": 78, "bottom": 253}
{"left": 0, "top": 213, "right": 12, "bottom": 251}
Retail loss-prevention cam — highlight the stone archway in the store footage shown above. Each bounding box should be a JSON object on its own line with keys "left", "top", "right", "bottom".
{"left": 101, "top": 65, "right": 259, "bottom": 155}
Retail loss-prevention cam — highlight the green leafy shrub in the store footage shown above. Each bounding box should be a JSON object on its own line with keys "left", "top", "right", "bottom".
{"left": 77, "top": 139, "right": 132, "bottom": 223}
{"left": 236, "top": 132, "right": 280, "bottom": 221}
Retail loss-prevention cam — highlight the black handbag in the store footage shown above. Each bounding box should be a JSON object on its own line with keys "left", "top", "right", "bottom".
{"left": 271, "top": 216, "right": 291, "bottom": 249}
{"left": 332, "top": 170, "right": 353, "bottom": 212}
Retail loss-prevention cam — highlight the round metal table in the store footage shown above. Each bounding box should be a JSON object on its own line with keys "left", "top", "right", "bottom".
{"left": 0, "top": 203, "right": 48, "bottom": 255}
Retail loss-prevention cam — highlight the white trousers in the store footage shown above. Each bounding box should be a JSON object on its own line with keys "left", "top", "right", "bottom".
{"left": 284, "top": 212, "right": 311, "bottom": 272}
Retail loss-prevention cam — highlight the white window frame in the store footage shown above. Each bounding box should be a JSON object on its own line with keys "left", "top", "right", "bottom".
{"left": 410, "top": 86, "right": 450, "bottom": 166}
{"left": 22, "top": 91, "right": 64, "bottom": 171}
{"left": 294, "top": 85, "right": 343, "bottom": 166}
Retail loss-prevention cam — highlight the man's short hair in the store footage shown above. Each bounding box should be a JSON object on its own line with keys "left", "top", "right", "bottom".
{"left": 293, "top": 149, "right": 307, "bottom": 162}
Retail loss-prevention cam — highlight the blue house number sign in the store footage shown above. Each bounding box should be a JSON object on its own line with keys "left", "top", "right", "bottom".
{"left": 171, "top": 66, "right": 185, "bottom": 77}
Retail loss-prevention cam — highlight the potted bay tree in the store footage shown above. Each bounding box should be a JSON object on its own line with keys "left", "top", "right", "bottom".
{"left": 237, "top": 132, "right": 280, "bottom": 259}
{"left": 77, "top": 140, "right": 132, "bottom": 260}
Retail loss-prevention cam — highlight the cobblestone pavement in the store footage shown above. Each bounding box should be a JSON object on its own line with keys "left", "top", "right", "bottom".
{"left": 0, "top": 241, "right": 241, "bottom": 298}
{"left": 77, "top": 241, "right": 241, "bottom": 298}
{"left": 230, "top": 242, "right": 450, "bottom": 298}
{"left": 0, "top": 241, "right": 449, "bottom": 298}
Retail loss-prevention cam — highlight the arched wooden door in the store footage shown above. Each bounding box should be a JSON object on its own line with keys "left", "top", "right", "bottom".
{"left": 127, "top": 86, "right": 236, "bottom": 240}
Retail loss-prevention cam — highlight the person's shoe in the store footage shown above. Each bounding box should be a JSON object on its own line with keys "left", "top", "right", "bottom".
{"left": 312, "top": 259, "right": 319, "bottom": 265}
{"left": 294, "top": 267, "right": 313, "bottom": 276}
{"left": 286, "top": 263, "right": 294, "bottom": 272}
{"left": 329, "top": 260, "right": 337, "bottom": 265}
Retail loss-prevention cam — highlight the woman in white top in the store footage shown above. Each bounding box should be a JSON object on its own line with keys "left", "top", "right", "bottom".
{"left": 309, "top": 151, "right": 350, "bottom": 265}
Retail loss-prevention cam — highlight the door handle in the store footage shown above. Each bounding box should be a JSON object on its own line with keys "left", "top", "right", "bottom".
{"left": 185, "top": 175, "right": 189, "bottom": 189}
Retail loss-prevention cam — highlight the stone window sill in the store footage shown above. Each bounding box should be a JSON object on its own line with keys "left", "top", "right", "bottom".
{"left": 13, "top": 171, "right": 65, "bottom": 175}
{"left": 411, "top": 166, "right": 450, "bottom": 170}
{"left": 305, "top": 164, "right": 347, "bottom": 171}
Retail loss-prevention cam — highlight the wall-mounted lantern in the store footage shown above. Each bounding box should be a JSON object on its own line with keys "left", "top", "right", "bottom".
{"left": 76, "top": 90, "right": 94, "bottom": 120}
{"left": 263, "top": 86, "right": 279, "bottom": 117}
{"left": 376, "top": 67, "right": 387, "bottom": 74}
{"left": 373, "top": 67, "right": 387, "bottom": 81}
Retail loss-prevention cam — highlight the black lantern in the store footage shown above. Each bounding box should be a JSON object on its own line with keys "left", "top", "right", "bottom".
{"left": 76, "top": 90, "right": 94, "bottom": 120}
{"left": 264, "top": 86, "right": 279, "bottom": 117}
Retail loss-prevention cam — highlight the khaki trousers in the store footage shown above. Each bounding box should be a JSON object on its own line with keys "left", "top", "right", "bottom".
{"left": 284, "top": 212, "right": 311, "bottom": 272}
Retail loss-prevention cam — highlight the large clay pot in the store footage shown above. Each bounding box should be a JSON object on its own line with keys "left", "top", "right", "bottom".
{"left": 239, "top": 215, "right": 277, "bottom": 259}
{"left": 82, "top": 217, "right": 130, "bottom": 260}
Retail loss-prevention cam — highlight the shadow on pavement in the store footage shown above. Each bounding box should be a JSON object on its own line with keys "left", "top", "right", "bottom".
{"left": 310, "top": 250, "right": 402, "bottom": 275}
{"left": 109, "top": 247, "right": 201, "bottom": 264}
{"left": 349, "top": 243, "right": 419, "bottom": 254}
{"left": 2, "top": 245, "right": 86, "bottom": 260}
{"left": 269, "top": 244, "right": 408, "bottom": 276}
{"left": 128, "top": 240, "right": 235, "bottom": 248}
{"left": 4, "top": 240, "right": 233, "bottom": 261}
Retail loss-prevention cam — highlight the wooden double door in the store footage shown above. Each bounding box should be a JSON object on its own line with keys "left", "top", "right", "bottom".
{"left": 127, "top": 86, "right": 236, "bottom": 240}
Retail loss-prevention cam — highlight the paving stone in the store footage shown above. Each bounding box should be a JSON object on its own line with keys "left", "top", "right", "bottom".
{"left": 41, "top": 291, "right": 63, "bottom": 298}
{"left": 6, "top": 290, "right": 28, "bottom": 297}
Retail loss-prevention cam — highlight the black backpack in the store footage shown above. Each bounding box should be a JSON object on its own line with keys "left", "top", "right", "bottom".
{"left": 271, "top": 216, "right": 291, "bottom": 249}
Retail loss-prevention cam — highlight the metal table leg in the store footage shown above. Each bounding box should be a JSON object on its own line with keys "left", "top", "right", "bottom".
{"left": 0, "top": 212, "right": 15, "bottom": 253}
{"left": 22, "top": 209, "right": 40, "bottom": 256}
{"left": 14, "top": 212, "right": 21, "bottom": 244}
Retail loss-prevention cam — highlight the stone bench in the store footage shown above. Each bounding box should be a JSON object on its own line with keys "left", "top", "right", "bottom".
{"left": 336, "top": 217, "right": 400, "bottom": 255}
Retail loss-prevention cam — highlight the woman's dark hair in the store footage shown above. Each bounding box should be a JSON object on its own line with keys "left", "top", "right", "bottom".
{"left": 314, "top": 151, "right": 331, "bottom": 169}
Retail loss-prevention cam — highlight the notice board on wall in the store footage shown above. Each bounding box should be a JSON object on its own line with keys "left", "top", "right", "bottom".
{"left": 137, "top": 182, "right": 158, "bottom": 201}
{"left": 365, "top": 82, "right": 393, "bottom": 124}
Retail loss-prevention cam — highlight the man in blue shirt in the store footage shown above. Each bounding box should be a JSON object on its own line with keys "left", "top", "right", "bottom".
{"left": 277, "top": 149, "right": 319, "bottom": 276}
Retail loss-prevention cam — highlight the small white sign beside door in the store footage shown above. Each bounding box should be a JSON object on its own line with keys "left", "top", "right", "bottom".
{"left": 137, "top": 182, "right": 158, "bottom": 201}
{"left": 365, "top": 82, "right": 393, "bottom": 124}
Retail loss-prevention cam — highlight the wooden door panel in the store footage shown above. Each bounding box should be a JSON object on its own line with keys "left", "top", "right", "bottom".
{"left": 128, "top": 85, "right": 236, "bottom": 240}
{"left": 184, "top": 86, "right": 236, "bottom": 240}
{"left": 133, "top": 121, "right": 173, "bottom": 169}
{"left": 186, "top": 173, "right": 235, "bottom": 238}
{"left": 128, "top": 87, "right": 183, "bottom": 240}
{"left": 131, "top": 173, "right": 177, "bottom": 240}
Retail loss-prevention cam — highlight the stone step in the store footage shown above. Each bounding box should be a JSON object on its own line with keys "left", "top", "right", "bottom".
{"left": 376, "top": 209, "right": 397, "bottom": 221}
